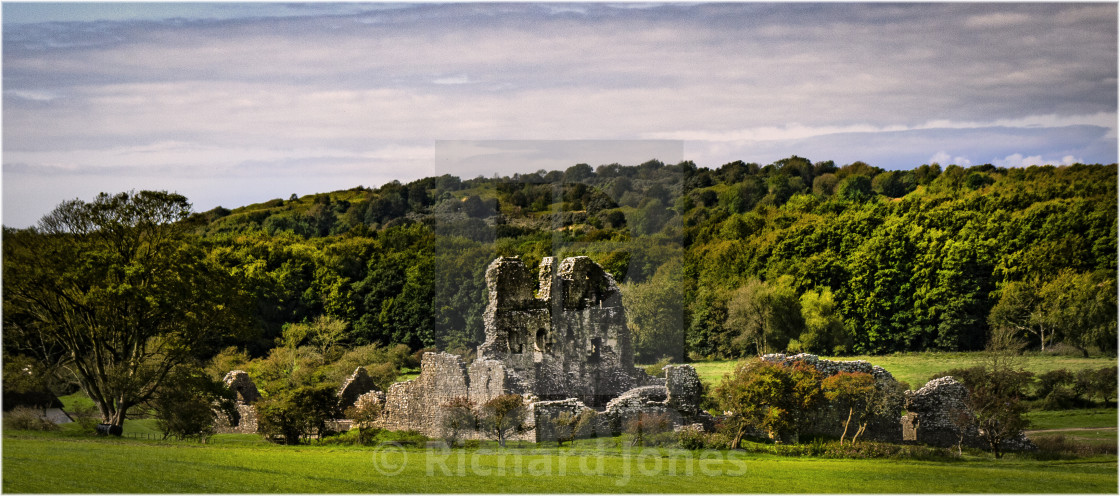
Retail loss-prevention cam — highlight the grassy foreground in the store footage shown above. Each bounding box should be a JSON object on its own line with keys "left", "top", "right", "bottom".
{"left": 688, "top": 353, "right": 1118, "bottom": 389}
{"left": 3, "top": 433, "right": 1116, "bottom": 493}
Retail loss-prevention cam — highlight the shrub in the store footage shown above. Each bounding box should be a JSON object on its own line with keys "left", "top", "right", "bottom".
{"left": 1035, "top": 369, "right": 1074, "bottom": 398}
{"left": 677, "top": 427, "right": 706, "bottom": 450}
{"left": 257, "top": 384, "right": 339, "bottom": 445}
{"left": 148, "top": 365, "right": 235, "bottom": 442}
{"left": 821, "top": 371, "right": 876, "bottom": 444}
{"left": 1032, "top": 434, "right": 1118, "bottom": 458}
{"left": 624, "top": 412, "right": 672, "bottom": 447}
{"left": 703, "top": 431, "right": 733, "bottom": 450}
{"left": 547, "top": 411, "right": 579, "bottom": 447}
{"left": 376, "top": 429, "right": 430, "bottom": 448}
{"left": 1084, "top": 366, "right": 1118, "bottom": 405}
{"left": 3, "top": 407, "right": 57, "bottom": 431}
{"left": 70, "top": 403, "right": 100, "bottom": 434}
{"left": 344, "top": 395, "right": 384, "bottom": 445}
{"left": 479, "top": 394, "right": 526, "bottom": 447}
{"left": 642, "top": 356, "right": 672, "bottom": 378}
{"left": 713, "top": 359, "right": 823, "bottom": 447}
{"left": 440, "top": 396, "right": 476, "bottom": 447}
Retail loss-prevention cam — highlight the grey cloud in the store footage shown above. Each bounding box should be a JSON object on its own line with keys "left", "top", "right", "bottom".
{"left": 3, "top": 3, "right": 1115, "bottom": 225}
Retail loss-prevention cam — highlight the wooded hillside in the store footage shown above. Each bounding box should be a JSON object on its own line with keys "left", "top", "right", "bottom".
{"left": 8, "top": 158, "right": 1117, "bottom": 362}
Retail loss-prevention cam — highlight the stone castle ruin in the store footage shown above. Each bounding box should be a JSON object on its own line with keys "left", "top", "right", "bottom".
{"left": 217, "top": 255, "right": 1033, "bottom": 452}
{"left": 378, "top": 256, "right": 706, "bottom": 441}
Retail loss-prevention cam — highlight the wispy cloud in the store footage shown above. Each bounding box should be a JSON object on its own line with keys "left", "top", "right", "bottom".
{"left": 3, "top": 3, "right": 1116, "bottom": 227}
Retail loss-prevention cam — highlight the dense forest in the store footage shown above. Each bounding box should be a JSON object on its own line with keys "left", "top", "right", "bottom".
{"left": 6, "top": 158, "right": 1118, "bottom": 371}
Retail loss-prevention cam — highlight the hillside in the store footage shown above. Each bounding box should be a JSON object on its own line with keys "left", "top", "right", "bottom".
{"left": 174, "top": 158, "right": 1116, "bottom": 360}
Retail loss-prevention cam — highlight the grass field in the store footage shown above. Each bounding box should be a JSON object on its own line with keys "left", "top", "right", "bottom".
{"left": 686, "top": 353, "right": 1118, "bottom": 390}
{"left": 1027, "top": 409, "right": 1118, "bottom": 431}
{"left": 3, "top": 433, "right": 1116, "bottom": 493}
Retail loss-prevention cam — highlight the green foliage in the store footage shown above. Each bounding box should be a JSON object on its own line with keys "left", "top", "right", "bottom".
{"left": 148, "top": 364, "right": 235, "bottom": 442}
{"left": 256, "top": 384, "right": 338, "bottom": 445}
{"left": 990, "top": 271, "right": 1117, "bottom": 356}
{"left": 5, "top": 159, "right": 1115, "bottom": 418}
{"left": 713, "top": 359, "right": 823, "bottom": 447}
{"left": 343, "top": 395, "right": 384, "bottom": 445}
{"left": 939, "top": 355, "right": 1034, "bottom": 459}
{"left": 479, "top": 394, "right": 527, "bottom": 447}
{"left": 641, "top": 356, "right": 673, "bottom": 378}
{"left": 1033, "top": 367, "right": 1118, "bottom": 409}
{"left": 725, "top": 276, "right": 804, "bottom": 355}
{"left": 798, "top": 287, "right": 848, "bottom": 355}
{"left": 622, "top": 259, "right": 685, "bottom": 362}
{"left": 3, "top": 191, "right": 250, "bottom": 429}
{"left": 440, "top": 396, "right": 477, "bottom": 447}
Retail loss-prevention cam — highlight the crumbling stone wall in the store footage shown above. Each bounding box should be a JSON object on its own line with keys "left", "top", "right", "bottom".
{"left": 902, "top": 376, "right": 978, "bottom": 448}
{"left": 478, "top": 256, "right": 655, "bottom": 407}
{"left": 223, "top": 370, "right": 261, "bottom": 404}
{"left": 337, "top": 367, "right": 378, "bottom": 410}
{"left": 380, "top": 352, "right": 471, "bottom": 433}
{"left": 903, "top": 376, "right": 1035, "bottom": 452}
{"left": 602, "top": 365, "right": 715, "bottom": 433}
{"left": 215, "top": 370, "right": 260, "bottom": 434}
{"left": 760, "top": 353, "right": 905, "bottom": 442}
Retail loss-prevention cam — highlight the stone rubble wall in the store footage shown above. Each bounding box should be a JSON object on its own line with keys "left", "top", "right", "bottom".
{"left": 903, "top": 376, "right": 1036, "bottom": 452}
{"left": 215, "top": 370, "right": 261, "bottom": 434}
{"left": 223, "top": 370, "right": 261, "bottom": 404}
{"left": 379, "top": 352, "right": 471, "bottom": 433}
{"left": 215, "top": 402, "right": 259, "bottom": 434}
{"left": 475, "top": 256, "right": 651, "bottom": 407}
{"left": 337, "top": 367, "right": 378, "bottom": 411}
{"left": 376, "top": 257, "right": 707, "bottom": 443}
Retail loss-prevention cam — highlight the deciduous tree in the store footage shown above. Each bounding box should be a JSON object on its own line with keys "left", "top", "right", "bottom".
{"left": 3, "top": 191, "right": 248, "bottom": 431}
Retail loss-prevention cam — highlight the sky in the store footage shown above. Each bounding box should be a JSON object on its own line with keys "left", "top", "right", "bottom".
{"left": 3, "top": 2, "right": 1117, "bottom": 227}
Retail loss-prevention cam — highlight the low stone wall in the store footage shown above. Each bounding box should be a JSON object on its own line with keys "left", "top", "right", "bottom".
{"left": 903, "top": 376, "right": 1035, "bottom": 452}
{"left": 215, "top": 403, "right": 259, "bottom": 434}
{"left": 380, "top": 352, "right": 471, "bottom": 433}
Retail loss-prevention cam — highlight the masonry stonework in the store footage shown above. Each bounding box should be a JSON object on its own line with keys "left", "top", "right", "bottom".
{"left": 377, "top": 256, "right": 697, "bottom": 442}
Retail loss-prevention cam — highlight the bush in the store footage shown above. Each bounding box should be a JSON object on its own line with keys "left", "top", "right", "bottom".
{"left": 1084, "top": 366, "right": 1118, "bottom": 405}
{"left": 73, "top": 406, "right": 100, "bottom": 433}
{"left": 642, "top": 356, "right": 672, "bottom": 378}
{"left": 1031, "top": 434, "right": 1118, "bottom": 458}
{"left": 677, "top": 427, "right": 706, "bottom": 450}
{"left": 440, "top": 396, "right": 476, "bottom": 447}
{"left": 149, "top": 365, "right": 235, "bottom": 442}
{"left": 624, "top": 412, "right": 672, "bottom": 447}
{"left": 479, "top": 394, "right": 527, "bottom": 447}
{"left": 257, "top": 384, "right": 339, "bottom": 445}
{"left": 3, "top": 407, "right": 58, "bottom": 431}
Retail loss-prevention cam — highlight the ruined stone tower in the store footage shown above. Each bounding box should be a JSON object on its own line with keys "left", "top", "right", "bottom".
{"left": 477, "top": 256, "right": 646, "bottom": 406}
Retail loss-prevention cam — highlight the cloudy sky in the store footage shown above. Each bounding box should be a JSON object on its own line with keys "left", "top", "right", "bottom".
{"left": 3, "top": 2, "right": 1116, "bottom": 227}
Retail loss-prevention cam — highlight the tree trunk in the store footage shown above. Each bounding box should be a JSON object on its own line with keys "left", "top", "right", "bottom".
{"left": 731, "top": 426, "right": 746, "bottom": 450}
{"left": 840, "top": 407, "right": 853, "bottom": 445}
{"left": 853, "top": 422, "right": 868, "bottom": 443}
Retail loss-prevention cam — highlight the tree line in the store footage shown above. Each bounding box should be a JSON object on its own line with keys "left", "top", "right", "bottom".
{"left": 3, "top": 158, "right": 1116, "bottom": 430}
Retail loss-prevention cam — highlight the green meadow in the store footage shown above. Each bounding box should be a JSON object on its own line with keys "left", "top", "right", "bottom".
{"left": 688, "top": 353, "right": 1118, "bottom": 390}
{"left": 3, "top": 433, "right": 1116, "bottom": 493}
